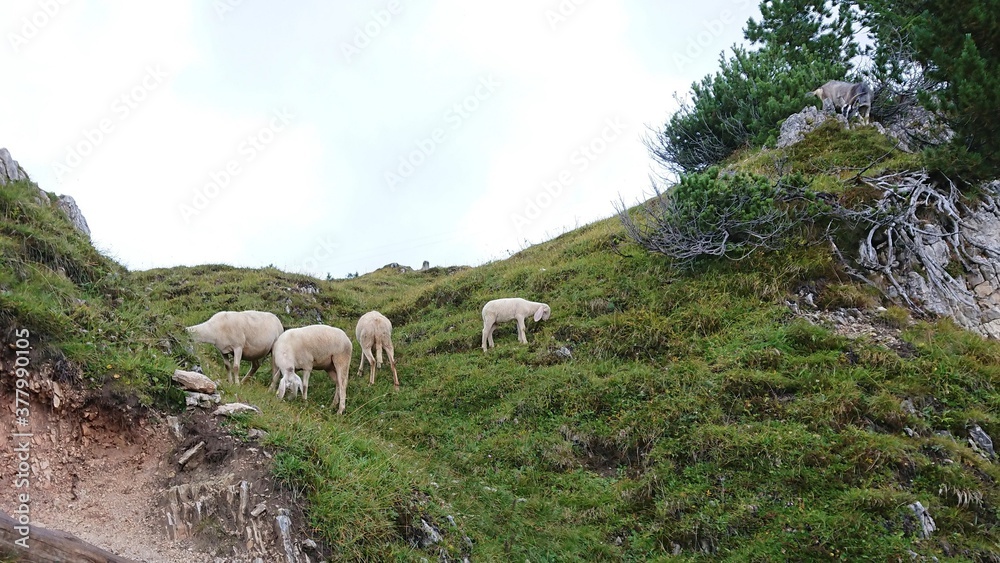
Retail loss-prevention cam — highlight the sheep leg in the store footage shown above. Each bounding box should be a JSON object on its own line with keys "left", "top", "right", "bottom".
{"left": 330, "top": 365, "right": 348, "bottom": 415}
{"left": 385, "top": 342, "right": 400, "bottom": 389}
{"left": 221, "top": 354, "right": 234, "bottom": 381}
{"left": 356, "top": 346, "right": 367, "bottom": 377}
{"left": 362, "top": 348, "right": 377, "bottom": 385}
{"left": 230, "top": 346, "right": 244, "bottom": 384}
{"left": 301, "top": 368, "right": 311, "bottom": 401}
{"left": 482, "top": 318, "right": 497, "bottom": 352}
{"left": 268, "top": 366, "right": 282, "bottom": 392}
{"left": 240, "top": 358, "right": 262, "bottom": 384}
{"left": 516, "top": 317, "right": 528, "bottom": 344}
{"left": 276, "top": 373, "right": 288, "bottom": 400}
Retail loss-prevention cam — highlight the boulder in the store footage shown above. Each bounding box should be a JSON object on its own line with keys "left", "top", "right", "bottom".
{"left": 173, "top": 369, "right": 218, "bottom": 393}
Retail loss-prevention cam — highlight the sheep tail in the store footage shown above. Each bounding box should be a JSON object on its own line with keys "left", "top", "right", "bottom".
{"left": 374, "top": 333, "right": 384, "bottom": 367}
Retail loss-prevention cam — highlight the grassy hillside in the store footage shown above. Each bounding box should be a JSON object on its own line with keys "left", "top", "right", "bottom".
{"left": 0, "top": 179, "right": 190, "bottom": 406}
{"left": 4, "top": 121, "right": 1000, "bottom": 560}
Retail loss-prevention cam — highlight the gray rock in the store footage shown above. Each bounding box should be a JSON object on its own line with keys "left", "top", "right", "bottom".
{"left": 213, "top": 402, "right": 261, "bottom": 416}
{"left": 1, "top": 147, "right": 91, "bottom": 238}
{"left": 0, "top": 147, "right": 27, "bottom": 184}
{"left": 777, "top": 106, "right": 848, "bottom": 148}
{"left": 56, "top": 195, "right": 91, "bottom": 238}
{"left": 418, "top": 518, "right": 442, "bottom": 547}
{"left": 968, "top": 425, "right": 995, "bottom": 460}
{"left": 883, "top": 104, "right": 953, "bottom": 152}
{"left": 274, "top": 508, "right": 296, "bottom": 563}
{"left": 166, "top": 415, "right": 184, "bottom": 440}
{"left": 186, "top": 392, "right": 222, "bottom": 408}
{"left": 177, "top": 441, "right": 206, "bottom": 466}
{"left": 908, "top": 501, "right": 936, "bottom": 538}
{"left": 173, "top": 369, "right": 218, "bottom": 394}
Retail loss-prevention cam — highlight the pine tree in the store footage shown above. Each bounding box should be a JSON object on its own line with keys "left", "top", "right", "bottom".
{"left": 746, "top": 0, "right": 857, "bottom": 69}
{"left": 651, "top": 0, "right": 859, "bottom": 173}
{"left": 864, "top": 0, "right": 1000, "bottom": 178}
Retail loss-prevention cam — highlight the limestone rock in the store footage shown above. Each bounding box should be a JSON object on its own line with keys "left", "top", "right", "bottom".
{"left": 1, "top": 147, "right": 91, "bottom": 239}
{"left": 777, "top": 107, "right": 848, "bottom": 148}
{"left": 968, "top": 425, "right": 995, "bottom": 460}
{"left": 173, "top": 369, "right": 218, "bottom": 394}
{"left": 213, "top": 403, "right": 261, "bottom": 417}
{"left": 56, "top": 195, "right": 91, "bottom": 239}
{"left": 0, "top": 147, "right": 27, "bottom": 184}
{"left": 185, "top": 392, "right": 222, "bottom": 408}
{"left": 883, "top": 103, "right": 954, "bottom": 152}
{"left": 908, "top": 501, "right": 936, "bottom": 539}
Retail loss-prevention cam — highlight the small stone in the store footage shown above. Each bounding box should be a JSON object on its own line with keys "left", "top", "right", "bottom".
{"left": 968, "top": 425, "right": 995, "bottom": 459}
{"left": 186, "top": 392, "right": 222, "bottom": 408}
{"left": 166, "top": 416, "right": 184, "bottom": 440}
{"left": 213, "top": 403, "right": 260, "bottom": 417}
{"left": 178, "top": 441, "right": 205, "bottom": 466}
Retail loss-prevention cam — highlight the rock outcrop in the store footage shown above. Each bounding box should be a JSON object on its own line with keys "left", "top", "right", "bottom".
{"left": 777, "top": 106, "right": 849, "bottom": 148}
{"left": 1, "top": 147, "right": 91, "bottom": 239}
{"left": 778, "top": 103, "right": 953, "bottom": 153}
{"left": 56, "top": 194, "right": 91, "bottom": 238}
{"left": 895, "top": 180, "right": 1000, "bottom": 339}
{"left": 0, "top": 147, "right": 28, "bottom": 184}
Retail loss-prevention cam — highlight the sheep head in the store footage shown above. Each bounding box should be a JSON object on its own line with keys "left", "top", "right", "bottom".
{"left": 534, "top": 304, "right": 551, "bottom": 322}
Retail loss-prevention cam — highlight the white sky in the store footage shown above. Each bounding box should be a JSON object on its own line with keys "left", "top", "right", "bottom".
{"left": 1, "top": 0, "right": 759, "bottom": 278}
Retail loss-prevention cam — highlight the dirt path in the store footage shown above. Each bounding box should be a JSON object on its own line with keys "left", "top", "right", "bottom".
{"left": 1, "top": 397, "right": 222, "bottom": 562}
{"left": 1, "top": 381, "right": 324, "bottom": 563}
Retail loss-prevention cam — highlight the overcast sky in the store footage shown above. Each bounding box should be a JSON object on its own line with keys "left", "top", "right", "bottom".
{"left": 1, "top": 0, "right": 759, "bottom": 278}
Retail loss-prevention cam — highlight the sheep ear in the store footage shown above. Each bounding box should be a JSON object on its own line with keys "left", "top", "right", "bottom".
{"left": 534, "top": 307, "right": 545, "bottom": 322}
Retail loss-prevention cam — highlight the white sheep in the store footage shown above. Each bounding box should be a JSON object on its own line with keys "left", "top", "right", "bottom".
{"left": 269, "top": 325, "right": 353, "bottom": 414}
{"left": 355, "top": 311, "right": 400, "bottom": 389}
{"left": 186, "top": 310, "right": 284, "bottom": 384}
{"left": 276, "top": 372, "right": 303, "bottom": 399}
{"left": 481, "top": 298, "right": 551, "bottom": 352}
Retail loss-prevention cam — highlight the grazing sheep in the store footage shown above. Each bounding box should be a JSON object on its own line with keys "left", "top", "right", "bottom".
{"left": 269, "top": 325, "right": 353, "bottom": 414}
{"left": 276, "top": 372, "right": 303, "bottom": 399}
{"left": 355, "top": 311, "right": 400, "bottom": 389}
{"left": 186, "top": 311, "right": 284, "bottom": 384}
{"left": 481, "top": 298, "right": 551, "bottom": 352}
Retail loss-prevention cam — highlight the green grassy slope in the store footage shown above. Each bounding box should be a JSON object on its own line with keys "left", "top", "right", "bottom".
{"left": 3, "top": 121, "right": 999, "bottom": 560}
{"left": 144, "top": 224, "right": 999, "bottom": 560}
{"left": 1, "top": 180, "right": 188, "bottom": 405}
